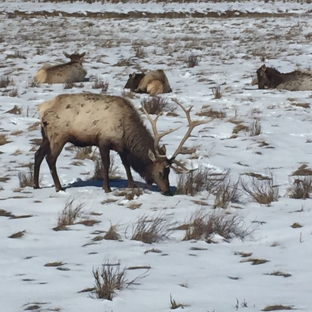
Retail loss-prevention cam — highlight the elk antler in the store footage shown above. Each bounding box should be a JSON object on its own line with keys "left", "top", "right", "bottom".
{"left": 142, "top": 106, "right": 180, "bottom": 156}
{"left": 170, "top": 98, "right": 211, "bottom": 171}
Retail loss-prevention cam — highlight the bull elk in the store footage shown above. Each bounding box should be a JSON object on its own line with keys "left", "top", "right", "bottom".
{"left": 33, "top": 93, "right": 209, "bottom": 195}
{"left": 35, "top": 52, "right": 87, "bottom": 84}
{"left": 124, "top": 69, "right": 172, "bottom": 96}
{"left": 256, "top": 64, "right": 312, "bottom": 91}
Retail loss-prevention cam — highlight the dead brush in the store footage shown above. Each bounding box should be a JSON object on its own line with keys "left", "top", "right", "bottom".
{"left": 250, "top": 119, "right": 261, "bottom": 136}
{"left": 90, "top": 153, "right": 119, "bottom": 181}
{"left": 18, "top": 166, "right": 34, "bottom": 188}
{"left": 63, "top": 81, "right": 74, "bottom": 89}
{"left": 55, "top": 198, "right": 84, "bottom": 230}
{"left": 241, "top": 173, "right": 279, "bottom": 206}
{"left": 186, "top": 53, "right": 199, "bottom": 67}
{"left": 0, "top": 76, "right": 13, "bottom": 88}
{"left": 141, "top": 97, "right": 175, "bottom": 115}
{"left": 287, "top": 177, "right": 312, "bottom": 199}
{"left": 92, "top": 258, "right": 148, "bottom": 301}
{"left": 9, "top": 88, "right": 18, "bottom": 97}
{"left": 133, "top": 46, "right": 146, "bottom": 58}
{"left": 74, "top": 146, "right": 94, "bottom": 160}
{"left": 182, "top": 209, "right": 251, "bottom": 242}
{"left": 196, "top": 107, "right": 226, "bottom": 118}
{"left": 28, "top": 78, "right": 40, "bottom": 88}
{"left": 131, "top": 213, "right": 174, "bottom": 244}
{"left": 92, "top": 76, "right": 109, "bottom": 93}
{"left": 212, "top": 86, "right": 222, "bottom": 99}
{"left": 214, "top": 176, "right": 241, "bottom": 208}
{"left": 92, "top": 260, "right": 127, "bottom": 300}
{"left": 176, "top": 168, "right": 229, "bottom": 196}
{"left": 170, "top": 294, "right": 189, "bottom": 309}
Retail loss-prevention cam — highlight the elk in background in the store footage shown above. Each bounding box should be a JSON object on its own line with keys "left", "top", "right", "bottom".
{"left": 256, "top": 64, "right": 312, "bottom": 91}
{"left": 35, "top": 52, "right": 87, "bottom": 84}
{"left": 124, "top": 69, "right": 172, "bottom": 96}
{"left": 34, "top": 93, "right": 209, "bottom": 195}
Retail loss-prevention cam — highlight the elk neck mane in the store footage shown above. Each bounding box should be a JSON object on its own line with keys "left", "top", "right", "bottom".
{"left": 122, "top": 104, "right": 158, "bottom": 182}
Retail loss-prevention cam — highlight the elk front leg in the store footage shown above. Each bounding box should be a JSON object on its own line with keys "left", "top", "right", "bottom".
{"left": 99, "top": 145, "right": 111, "bottom": 192}
{"left": 119, "top": 152, "right": 135, "bottom": 188}
{"left": 34, "top": 137, "right": 50, "bottom": 189}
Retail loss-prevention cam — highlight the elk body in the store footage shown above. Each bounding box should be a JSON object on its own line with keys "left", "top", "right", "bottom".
{"left": 256, "top": 64, "right": 312, "bottom": 91}
{"left": 35, "top": 52, "right": 87, "bottom": 84}
{"left": 34, "top": 93, "right": 208, "bottom": 195}
{"left": 124, "top": 69, "right": 172, "bottom": 96}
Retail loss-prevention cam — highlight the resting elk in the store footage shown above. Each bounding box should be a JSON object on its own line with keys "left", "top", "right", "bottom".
{"left": 124, "top": 69, "right": 172, "bottom": 96}
{"left": 256, "top": 64, "right": 312, "bottom": 91}
{"left": 35, "top": 52, "right": 87, "bottom": 84}
{"left": 33, "top": 93, "right": 208, "bottom": 195}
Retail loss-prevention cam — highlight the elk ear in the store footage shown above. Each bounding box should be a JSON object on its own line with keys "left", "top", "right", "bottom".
{"left": 261, "top": 64, "right": 266, "bottom": 71}
{"left": 64, "top": 52, "right": 70, "bottom": 58}
{"left": 148, "top": 149, "right": 157, "bottom": 162}
{"left": 80, "top": 52, "right": 86, "bottom": 58}
{"left": 159, "top": 144, "right": 166, "bottom": 155}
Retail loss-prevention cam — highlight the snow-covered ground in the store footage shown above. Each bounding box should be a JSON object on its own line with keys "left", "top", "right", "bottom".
{"left": 0, "top": 2, "right": 312, "bottom": 312}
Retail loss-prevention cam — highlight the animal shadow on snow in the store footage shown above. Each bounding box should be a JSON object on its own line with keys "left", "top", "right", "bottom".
{"left": 65, "top": 177, "right": 177, "bottom": 194}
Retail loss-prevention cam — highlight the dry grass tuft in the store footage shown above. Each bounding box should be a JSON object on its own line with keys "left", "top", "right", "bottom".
{"left": 104, "top": 224, "right": 121, "bottom": 240}
{"left": 8, "top": 230, "right": 26, "bottom": 239}
{"left": 212, "top": 86, "right": 222, "bottom": 99}
{"left": 92, "top": 258, "right": 148, "bottom": 300}
{"left": 0, "top": 134, "right": 12, "bottom": 146}
{"left": 176, "top": 168, "right": 231, "bottom": 196}
{"left": 90, "top": 153, "right": 120, "bottom": 181}
{"left": 92, "top": 76, "right": 109, "bottom": 93}
{"left": 141, "top": 97, "right": 175, "bottom": 115}
{"left": 292, "top": 164, "right": 312, "bottom": 176}
{"left": 5, "top": 105, "right": 21, "bottom": 115}
{"left": 54, "top": 198, "right": 84, "bottom": 231}
{"left": 131, "top": 213, "right": 174, "bottom": 244}
{"left": 287, "top": 177, "right": 312, "bottom": 199}
{"left": 74, "top": 146, "right": 94, "bottom": 160}
{"left": 182, "top": 209, "right": 251, "bottom": 242}
{"left": 170, "top": 294, "right": 189, "bottom": 309}
{"left": 240, "top": 258, "right": 269, "bottom": 265}
{"left": 18, "top": 167, "right": 34, "bottom": 188}
{"left": 214, "top": 175, "right": 241, "bottom": 208}
{"left": 133, "top": 46, "right": 146, "bottom": 58}
{"left": 250, "top": 119, "right": 261, "bottom": 136}
{"left": 0, "top": 75, "right": 14, "bottom": 88}
{"left": 265, "top": 271, "right": 292, "bottom": 278}
{"left": 196, "top": 107, "right": 226, "bottom": 118}
{"left": 241, "top": 172, "right": 279, "bottom": 206}
{"left": 262, "top": 305, "right": 293, "bottom": 311}
{"left": 186, "top": 53, "right": 199, "bottom": 67}
{"left": 44, "top": 261, "right": 64, "bottom": 267}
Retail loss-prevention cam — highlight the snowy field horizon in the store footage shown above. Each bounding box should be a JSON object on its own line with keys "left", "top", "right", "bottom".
{"left": 0, "top": 1, "right": 312, "bottom": 312}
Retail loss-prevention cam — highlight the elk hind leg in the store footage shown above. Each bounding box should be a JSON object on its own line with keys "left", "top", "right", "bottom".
{"left": 34, "top": 136, "right": 50, "bottom": 189}
{"left": 45, "top": 143, "right": 65, "bottom": 192}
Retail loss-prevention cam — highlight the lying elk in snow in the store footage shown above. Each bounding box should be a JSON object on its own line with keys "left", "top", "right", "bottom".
{"left": 256, "top": 64, "right": 312, "bottom": 91}
{"left": 124, "top": 69, "right": 172, "bottom": 96}
{"left": 34, "top": 93, "right": 208, "bottom": 195}
{"left": 35, "top": 52, "right": 87, "bottom": 84}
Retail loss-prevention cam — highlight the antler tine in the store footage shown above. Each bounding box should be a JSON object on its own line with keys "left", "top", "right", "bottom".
{"left": 171, "top": 98, "right": 210, "bottom": 160}
{"left": 142, "top": 106, "right": 180, "bottom": 152}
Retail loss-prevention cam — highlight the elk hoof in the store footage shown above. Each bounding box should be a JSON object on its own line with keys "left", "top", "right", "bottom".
{"left": 33, "top": 185, "right": 40, "bottom": 189}
{"left": 162, "top": 190, "right": 174, "bottom": 196}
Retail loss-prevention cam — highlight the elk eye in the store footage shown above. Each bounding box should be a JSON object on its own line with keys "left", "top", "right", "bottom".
{"left": 159, "top": 172, "right": 163, "bottom": 178}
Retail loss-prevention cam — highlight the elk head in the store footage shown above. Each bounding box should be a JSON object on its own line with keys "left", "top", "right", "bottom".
{"left": 142, "top": 98, "right": 211, "bottom": 195}
{"left": 256, "top": 64, "right": 269, "bottom": 89}
{"left": 124, "top": 72, "right": 145, "bottom": 92}
{"left": 63, "top": 52, "right": 86, "bottom": 64}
